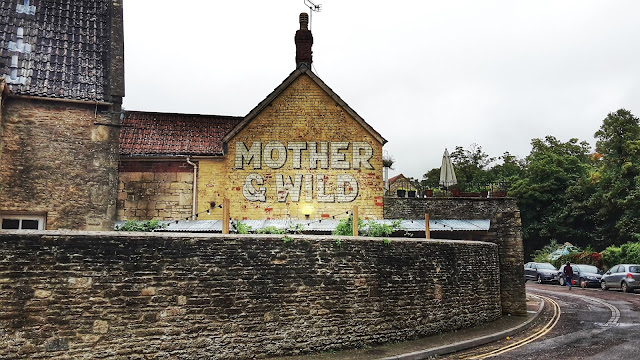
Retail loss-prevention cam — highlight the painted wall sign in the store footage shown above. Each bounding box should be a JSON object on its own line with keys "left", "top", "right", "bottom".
{"left": 236, "top": 141, "right": 373, "bottom": 203}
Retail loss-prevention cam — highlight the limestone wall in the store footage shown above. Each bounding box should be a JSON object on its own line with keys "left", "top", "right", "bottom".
{"left": 0, "top": 231, "right": 501, "bottom": 359}
{"left": 117, "top": 161, "right": 194, "bottom": 221}
{"left": 0, "top": 98, "right": 119, "bottom": 230}
{"left": 384, "top": 197, "right": 527, "bottom": 316}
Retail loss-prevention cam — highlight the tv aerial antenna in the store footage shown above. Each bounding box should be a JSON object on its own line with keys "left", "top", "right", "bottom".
{"left": 303, "top": 0, "right": 322, "bottom": 29}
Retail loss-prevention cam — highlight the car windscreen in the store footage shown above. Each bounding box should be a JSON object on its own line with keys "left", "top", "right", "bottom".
{"left": 538, "top": 263, "right": 556, "bottom": 270}
{"left": 630, "top": 266, "right": 640, "bottom": 273}
{"left": 576, "top": 265, "right": 599, "bottom": 273}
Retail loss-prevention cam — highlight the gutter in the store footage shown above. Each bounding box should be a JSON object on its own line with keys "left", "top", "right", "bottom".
{"left": 186, "top": 157, "right": 198, "bottom": 220}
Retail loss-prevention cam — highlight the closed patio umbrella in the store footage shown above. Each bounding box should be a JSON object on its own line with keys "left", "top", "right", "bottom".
{"left": 439, "top": 148, "right": 457, "bottom": 188}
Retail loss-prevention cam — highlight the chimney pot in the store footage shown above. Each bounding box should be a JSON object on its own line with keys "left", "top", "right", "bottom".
{"left": 295, "top": 13, "right": 313, "bottom": 68}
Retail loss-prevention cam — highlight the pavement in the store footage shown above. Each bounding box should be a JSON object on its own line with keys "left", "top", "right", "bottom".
{"left": 273, "top": 294, "right": 544, "bottom": 360}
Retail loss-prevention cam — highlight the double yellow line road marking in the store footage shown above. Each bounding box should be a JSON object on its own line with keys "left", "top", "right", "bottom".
{"left": 465, "top": 294, "right": 561, "bottom": 359}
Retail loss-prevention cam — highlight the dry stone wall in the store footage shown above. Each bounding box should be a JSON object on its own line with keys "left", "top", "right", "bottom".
{"left": 0, "top": 231, "right": 501, "bottom": 359}
{"left": 385, "top": 197, "right": 527, "bottom": 315}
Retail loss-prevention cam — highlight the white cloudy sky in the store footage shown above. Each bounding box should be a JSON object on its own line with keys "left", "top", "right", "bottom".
{"left": 122, "top": 1, "right": 640, "bottom": 179}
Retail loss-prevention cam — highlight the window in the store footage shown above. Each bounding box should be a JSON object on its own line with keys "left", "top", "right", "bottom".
{"left": 0, "top": 214, "right": 45, "bottom": 230}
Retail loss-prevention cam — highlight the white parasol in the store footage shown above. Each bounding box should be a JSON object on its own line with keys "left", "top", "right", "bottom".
{"left": 439, "top": 148, "right": 457, "bottom": 188}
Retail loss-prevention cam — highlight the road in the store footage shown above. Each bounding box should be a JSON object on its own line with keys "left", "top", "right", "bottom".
{"left": 443, "top": 282, "right": 640, "bottom": 360}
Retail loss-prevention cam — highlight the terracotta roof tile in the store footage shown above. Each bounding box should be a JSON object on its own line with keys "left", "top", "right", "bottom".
{"left": 120, "top": 111, "right": 243, "bottom": 157}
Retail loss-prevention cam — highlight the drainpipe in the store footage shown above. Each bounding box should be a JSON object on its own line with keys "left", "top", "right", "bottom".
{"left": 186, "top": 157, "right": 197, "bottom": 220}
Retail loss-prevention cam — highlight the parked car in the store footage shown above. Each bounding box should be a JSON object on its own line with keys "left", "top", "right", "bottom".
{"left": 524, "top": 262, "right": 559, "bottom": 284}
{"left": 557, "top": 264, "right": 603, "bottom": 288}
{"left": 601, "top": 264, "right": 640, "bottom": 293}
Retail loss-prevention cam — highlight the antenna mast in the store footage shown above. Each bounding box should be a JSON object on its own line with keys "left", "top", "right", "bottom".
{"left": 303, "top": 0, "right": 321, "bottom": 29}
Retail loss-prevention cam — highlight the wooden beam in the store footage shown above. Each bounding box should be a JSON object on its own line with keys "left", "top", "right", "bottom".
{"left": 425, "top": 213, "right": 430, "bottom": 239}
{"left": 352, "top": 205, "right": 358, "bottom": 236}
{"left": 222, "top": 198, "right": 230, "bottom": 234}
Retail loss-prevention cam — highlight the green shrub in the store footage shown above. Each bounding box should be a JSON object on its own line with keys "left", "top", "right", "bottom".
{"left": 332, "top": 215, "right": 363, "bottom": 236}
{"left": 232, "top": 221, "right": 252, "bottom": 234}
{"left": 115, "top": 220, "right": 166, "bottom": 232}
{"left": 256, "top": 226, "right": 286, "bottom": 235}
{"left": 602, "top": 242, "right": 640, "bottom": 269}
{"left": 333, "top": 217, "right": 407, "bottom": 237}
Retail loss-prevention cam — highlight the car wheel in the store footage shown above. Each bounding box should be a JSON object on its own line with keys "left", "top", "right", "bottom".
{"left": 559, "top": 277, "right": 565, "bottom": 286}
{"left": 622, "top": 282, "right": 632, "bottom": 293}
{"left": 537, "top": 275, "right": 543, "bottom": 284}
{"left": 601, "top": 280, "right": 608, "bottom": 290}
{"left": 580, "top": 278, "right": 586, "bottom": 288}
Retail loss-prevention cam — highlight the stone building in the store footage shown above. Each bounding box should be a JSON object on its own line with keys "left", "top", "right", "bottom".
{"left": 118, "top": 13, "right": 387, "bottom": 222}
{"left": 0, "top": 0, "right": 125, "bottom": 230}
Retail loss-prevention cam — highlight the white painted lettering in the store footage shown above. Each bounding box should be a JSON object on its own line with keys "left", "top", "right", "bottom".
{"left": 287, "top": 142, "right": 307, "bottom": 169}
{"left": 336, "top": 174, "right": 359, "bottom": 202}
{"left": 352, "top": 142, "right": 374, "bottom": 170}
{"left": 243, "top": 173, "right": 267, "bottom": 201}
{"left": 330, "top": 142, "right": 350, "bottom": 169}
{"left": 263, "top": 141, "right": 287, "bottom": 169}
{"left": 276, "top": 174, "right": 303, "bottom": 202}
{"left": 316, "top": 174, "right": 335, "bottom": 202}
{"left": 308, "top": 141, "right": 329, "bottom": 169}
{"left": 235, "top": 141, "right": 262, "bottom": 169}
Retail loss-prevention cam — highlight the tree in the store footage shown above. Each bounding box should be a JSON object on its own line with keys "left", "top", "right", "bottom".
{"left": 510, "top": 136, "right": 592, "bottom": 258}
{"left": 590, "top": 109, "right": 640, "bottom": 247}
{"left": 449, "top": 144, "right": 496, "bottom": 185}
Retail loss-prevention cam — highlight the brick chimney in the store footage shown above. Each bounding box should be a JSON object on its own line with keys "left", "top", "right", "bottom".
{"left": 295, "top": 13, "right": 313, "bottom": 68}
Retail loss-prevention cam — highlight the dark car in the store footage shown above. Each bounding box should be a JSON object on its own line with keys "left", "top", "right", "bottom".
{"left": 524, "top": 262, "right": 558, "bottom": 283}
{"left": 601, "top": 264, "right": 640, "bottom": 293}
{"left": 557, "top": 264, "right": 603, "bottom": 288}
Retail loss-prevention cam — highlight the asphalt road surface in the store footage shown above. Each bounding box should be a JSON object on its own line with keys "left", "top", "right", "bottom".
{"left": 443, "top": 282, "right": 640, "bottom": 360}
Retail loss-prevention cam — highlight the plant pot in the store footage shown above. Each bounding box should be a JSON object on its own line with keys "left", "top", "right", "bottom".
{"left": 407, "top": 190, "right": 416, "bottom": 198}
{"left": 397, "top": 189, "right": 406, "bottom": 197}
{"left": 425, "top": 189, "right": 433, "bottom": 197}
{"left": 490, "top": 191, "right": 507, "bottom": 198}
{"left": 451, "top": 189, "right": 461, "bottom": 197}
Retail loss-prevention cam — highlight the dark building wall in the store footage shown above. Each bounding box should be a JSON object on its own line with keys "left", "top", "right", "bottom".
{"left": 384, "top": 197, "right": 527, "bottom": 316}
{"left": 0, "top": 98, "right": 119, "bottom": 230}
{"left": 0, "top": 231, "right": 501, "bottom": 359}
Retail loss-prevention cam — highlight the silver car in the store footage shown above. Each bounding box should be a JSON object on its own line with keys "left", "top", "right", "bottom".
{"left": 600, "top": 264, "right": 640, "bottom": 293}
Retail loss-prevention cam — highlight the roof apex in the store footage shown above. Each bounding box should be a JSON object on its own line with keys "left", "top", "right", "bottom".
{"left": 222, "top": 66, "right": 387, "bottom": 145}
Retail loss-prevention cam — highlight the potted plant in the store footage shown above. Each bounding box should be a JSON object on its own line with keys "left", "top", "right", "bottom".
{"left": 490, "top": 183, "right": 508, "bottom": 197}
{"left": 424, "top": 189, "right": 434, "bottom": 197}
{"left": 396, "top": 188, "right": 406, "bottom": 197}
{"left": 407, "top": 190, "right": 416, "bottom": 197}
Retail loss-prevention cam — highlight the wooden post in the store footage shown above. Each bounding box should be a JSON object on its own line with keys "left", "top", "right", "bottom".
{"left": 352, "top": 205, "right": 358, "bottom": 236}
{"left": 425, "top": 213, "right": 430, "bottom": 239}
{"left": 222, "top": 198, "right": 230, "bottom": 234}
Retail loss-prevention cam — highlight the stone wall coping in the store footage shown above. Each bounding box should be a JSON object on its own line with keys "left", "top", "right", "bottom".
{"left": 1, "top": 230, "right": 497, "bottom": 247}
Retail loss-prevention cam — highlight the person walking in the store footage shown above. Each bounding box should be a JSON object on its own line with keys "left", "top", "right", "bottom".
{"left": 563, "top": 261, "right": 574, "bottom": 290}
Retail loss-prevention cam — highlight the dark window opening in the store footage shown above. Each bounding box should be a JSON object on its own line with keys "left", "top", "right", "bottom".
{"left": 2, "top": 219, "right": 20, "bottom": 229}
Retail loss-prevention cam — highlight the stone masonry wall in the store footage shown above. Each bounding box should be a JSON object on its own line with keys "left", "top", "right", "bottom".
{"left": 196, "top": 74, "right": 384, "bottom": 221}
{"left": 384, "top": 197, "right": 527, "bottom": 316}
{"left": 0, "top": 231, "right": 501, "bottom": 359}
{"left": 117, "top": 161, "right": 194, "bottom": 221}
{"left": 0, "top": 97, "right": 119, "bottom": 230}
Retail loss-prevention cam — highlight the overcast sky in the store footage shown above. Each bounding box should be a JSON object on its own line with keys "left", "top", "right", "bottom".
{"left": 122, "top": 1, "right": 640, "bottom": 179}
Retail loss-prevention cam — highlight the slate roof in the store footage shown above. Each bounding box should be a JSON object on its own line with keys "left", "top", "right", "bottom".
{"left": 120, "top": 111, "right": 243, "bottom": 157}
{"left": 0, "top": 0, "right": 118, "bottom": 102}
